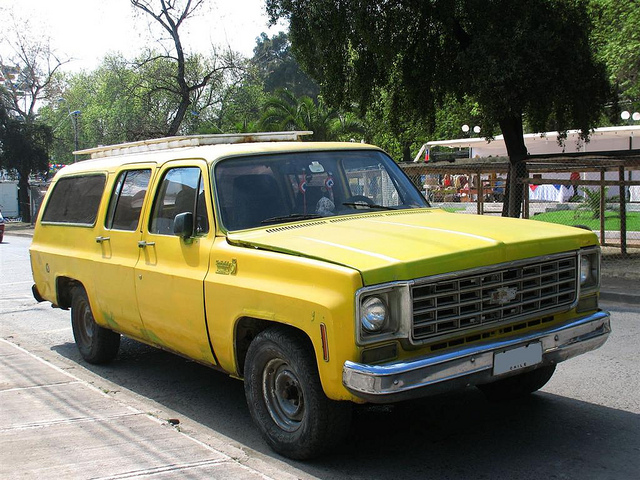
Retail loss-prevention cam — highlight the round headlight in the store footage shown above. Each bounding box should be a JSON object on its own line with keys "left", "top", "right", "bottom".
{"left": 580, "top": 257, "right": 592, "bottom": 285}
{"left": 361, "top": 296, "right": 388, "bottom": 333}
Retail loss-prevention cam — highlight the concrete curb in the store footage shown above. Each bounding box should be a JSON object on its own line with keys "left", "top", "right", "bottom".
{"left": 599, "top": 291, "right": 640, "bottom": 305}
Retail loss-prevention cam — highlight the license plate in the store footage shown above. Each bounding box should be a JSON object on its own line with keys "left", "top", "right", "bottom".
{"left": 493, "top": 342, "right": 542, "bottom": 376}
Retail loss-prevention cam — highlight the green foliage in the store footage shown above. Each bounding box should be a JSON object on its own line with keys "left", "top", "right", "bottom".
{"left": 251, "top": 32, "right": 319, "bottom": 98}
{"left": 38, "top": 55, "right": 176, "bottom": 163}
{"left": 575, "top": 187, "right": 619, "bottom": 220}
{"left": 534, "top": 209, "right": 638, "bottom": 231}
{"left": 0, "top": 105, "right": 52, "bottom": 222}
{"left": 0, "top": 106, "right": 51, "bottom": 174}
{"left": 203, "top": 66, "right": 268, "bottom": 134}
{"left": 590, "top": 0, "right": 640, "bottom": 107}
{"left": 39, "top": 50, "right": 238, "bottom": 163}
{"left": 259, "top": 89, "right": 364, "bottom": 141}
{"left": 268, "top": 0, "right": 609, "bottom": 136}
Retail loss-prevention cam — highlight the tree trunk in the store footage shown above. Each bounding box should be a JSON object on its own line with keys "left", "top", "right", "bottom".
{"left": 167, "top": 94, "right": 190, "bottom": 136}
{"left": 402, "top": 143, "right": 412, "bottom": 163}
{"left": 18, "top": 171, "right": 31, "bottom": 224}
{"left": 499, "top": 115, "right": 529, "bottom": 218}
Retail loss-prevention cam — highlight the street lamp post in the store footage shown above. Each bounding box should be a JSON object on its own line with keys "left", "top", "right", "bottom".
{"left": 461, "top": 124, "right": 481, "bottom": 157}
{"left": 58, "top": 98, "right": 81, "bottom": 161}
{"left": 621, "top": 111, "right": 639, "bottom": 151}
{"left": 621, "top": 110, "right": 640, "bottom": 122}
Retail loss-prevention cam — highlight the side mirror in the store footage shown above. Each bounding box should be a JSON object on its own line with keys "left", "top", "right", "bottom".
{"left": 173, "top": 212, "right": 194, "bottom": 238}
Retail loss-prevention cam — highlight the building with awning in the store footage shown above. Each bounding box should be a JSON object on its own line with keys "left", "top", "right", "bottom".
{"left": 415, "top": 125, "right": 640, "bottom": 161}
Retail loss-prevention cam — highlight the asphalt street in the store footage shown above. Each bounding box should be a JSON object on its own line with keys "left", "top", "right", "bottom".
{"left": 1, "top": 233, "right": 639, "bottom": 480}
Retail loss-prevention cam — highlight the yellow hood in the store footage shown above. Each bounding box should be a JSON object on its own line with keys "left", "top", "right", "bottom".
{"left": 227, "top": 209, "right": 597, "bottom": 285}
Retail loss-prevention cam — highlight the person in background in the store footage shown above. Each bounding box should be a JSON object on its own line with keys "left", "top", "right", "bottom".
{"left": 493, "top": 177, "right": 505, "bottom": 202}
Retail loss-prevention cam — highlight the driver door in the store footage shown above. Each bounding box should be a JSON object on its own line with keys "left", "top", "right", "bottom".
{"left": 134, "top": 160, "right": 216, "bottom": 365}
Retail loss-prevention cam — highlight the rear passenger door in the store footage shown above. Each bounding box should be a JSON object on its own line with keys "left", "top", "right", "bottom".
{"left": 93, "top": 165, "right": 154, "bottom": 338}
{"left": 134, "top": 160, "right": 216, "bottom": 365}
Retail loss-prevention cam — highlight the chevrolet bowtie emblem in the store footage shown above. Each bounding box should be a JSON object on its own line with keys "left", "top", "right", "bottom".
{"left": 489, "top": 286, "right": 518, "bottom": 305}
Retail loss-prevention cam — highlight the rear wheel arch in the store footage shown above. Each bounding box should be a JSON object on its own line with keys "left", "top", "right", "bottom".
{"left": 56, "top": 276, "right": 80, "bottom": 310}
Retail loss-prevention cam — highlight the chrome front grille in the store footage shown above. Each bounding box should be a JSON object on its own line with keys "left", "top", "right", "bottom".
{"left": 411, "top": 255, "right": 578, "bottom": 342}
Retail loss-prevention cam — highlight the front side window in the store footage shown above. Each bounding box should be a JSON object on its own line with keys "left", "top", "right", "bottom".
{"left": 105, "top": 169, "right": 151, "bottom": 231}
{"left": 214, "top": 150, "right": 428, "bottom": 231}
{"left": 149, "top": 167, "right": 209, "bottom": 236}
{"left": 42, "top": 175, "right": 106, "bottom": 225}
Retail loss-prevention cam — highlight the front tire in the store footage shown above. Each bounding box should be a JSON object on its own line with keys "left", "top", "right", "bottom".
{"left": 478, "top": 364, "right": 556, "bottom": 401}
{"left": 244, "top": 327, "right": 351, "bottom": 459}
{"left": 71, "top": 286, "right": 120, "bottom": 364}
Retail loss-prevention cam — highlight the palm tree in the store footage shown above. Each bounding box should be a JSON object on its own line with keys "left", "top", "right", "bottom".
{"left": 259, "top": 89, "right": 364, "bottom": 141}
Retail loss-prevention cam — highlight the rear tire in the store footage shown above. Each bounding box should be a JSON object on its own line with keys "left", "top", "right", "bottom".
{"left": 478, "top": 364, "right": 556, "bottom": 401}
{"left": 71, "top": 286, "right": 120, "bottom": 364}
{"left": 244, "top": 327, "right": 351, "bottom": 459}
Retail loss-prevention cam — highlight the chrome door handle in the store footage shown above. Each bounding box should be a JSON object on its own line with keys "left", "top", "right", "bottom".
{"left": 95, "top": 236, "right": 110, "bottom": 243}
{"left": 138, "top": 241, "right": 156, "bottom": 248}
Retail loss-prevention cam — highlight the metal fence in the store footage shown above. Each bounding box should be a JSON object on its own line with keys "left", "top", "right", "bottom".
{"left": 400, "top": 151, "right": 640, "bottom": 277}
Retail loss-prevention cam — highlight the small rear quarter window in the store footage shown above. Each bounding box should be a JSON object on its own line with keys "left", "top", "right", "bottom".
{"left": 42, "top": 174, "right": 106, "bottom": 225}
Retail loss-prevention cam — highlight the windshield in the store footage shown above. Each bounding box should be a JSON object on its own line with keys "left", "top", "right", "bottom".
{"left": 214, "top": 149, "right": 428, "bottom": 231}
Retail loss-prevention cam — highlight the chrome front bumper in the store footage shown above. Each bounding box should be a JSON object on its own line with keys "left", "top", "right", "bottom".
{"left": 343, "top": 311, "right": 611, "bottom": 403}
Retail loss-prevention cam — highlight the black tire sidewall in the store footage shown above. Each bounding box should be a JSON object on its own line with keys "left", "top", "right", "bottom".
{"left": 479, "top": 364, "right": 557, "bottom": 401}
{"left": 71, "top": 287, "right": 120, "bottom": 364}
{"left": 244, "top": 328, "right": 347, "bottom": 459}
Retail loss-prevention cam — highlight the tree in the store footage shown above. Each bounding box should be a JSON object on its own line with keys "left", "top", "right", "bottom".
{"left": 208, "top": 70, "right": 267, "bottom": 134}
{"left": 130, "top": 0, "right": 240, "bottom": 136}
{"left": 259, "top": 89, "right": 363, "bottom": 141}
{"left": 0, "top": 106, "right": 52, "bottom": 221}
{"left": 39, "top": 54, "right": 177, "bottom": 164}
{"left": 590, "top": 0, "right": 640, "bottom": 115}
{"left": 251, "top": 32, "right": 319, "bottom": 98}
{"left": 267, "top": 0, "right": 611, "bottom": 217}
{"left": 0, "top": 15, "right": 66, "bottom": 221}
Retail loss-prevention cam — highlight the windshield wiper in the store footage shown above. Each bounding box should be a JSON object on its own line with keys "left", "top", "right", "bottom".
{"left": 342, "top": 202, "right": 398, "bottom": 211}
{"left": 261, "top": 213, "right": 324, "bottom": 224}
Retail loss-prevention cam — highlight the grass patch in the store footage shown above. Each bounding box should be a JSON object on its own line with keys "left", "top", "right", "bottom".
{"left": 532, "top": 209, "right": 640, "bottom": 231}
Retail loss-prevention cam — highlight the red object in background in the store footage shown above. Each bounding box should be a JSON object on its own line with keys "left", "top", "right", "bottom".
{"left": 424, "top": 149, "right": 429, "bottom": 162}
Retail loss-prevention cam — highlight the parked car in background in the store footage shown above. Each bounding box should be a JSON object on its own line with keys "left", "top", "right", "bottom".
{"left": 30, "top": 133, "right": 611, "bottom": 459}
{"left": 0, "top": 210, "right": 5, "bottom": 243}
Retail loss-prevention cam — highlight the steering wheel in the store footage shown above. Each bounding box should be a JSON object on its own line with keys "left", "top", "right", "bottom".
{"left": 343, "top": 195, "right": 374, "bottom": 207}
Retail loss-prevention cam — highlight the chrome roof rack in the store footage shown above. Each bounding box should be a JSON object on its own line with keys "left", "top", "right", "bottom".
{"left": 74, "top": 131, "right": 314, "bottom": 159}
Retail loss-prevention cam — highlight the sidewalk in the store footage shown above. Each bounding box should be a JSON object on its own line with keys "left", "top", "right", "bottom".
{"left": 2, "top": 221, "right": 35, "bottom": 238}
{"left": 0, "top": 338, "right": 297, "bottom": 480}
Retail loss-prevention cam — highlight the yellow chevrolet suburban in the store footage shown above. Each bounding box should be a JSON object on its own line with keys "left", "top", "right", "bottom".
{"left": 30, "top": 132, "right": 611, "bottom": 459}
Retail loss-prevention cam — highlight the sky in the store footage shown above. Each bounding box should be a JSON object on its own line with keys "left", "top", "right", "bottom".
{"left": 0, "top": 0, "right": 285, "bottom": 71}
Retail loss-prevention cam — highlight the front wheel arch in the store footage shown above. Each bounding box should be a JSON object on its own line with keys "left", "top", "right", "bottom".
{"left": 243, "top": 326, "right": 351, "bottom": 459}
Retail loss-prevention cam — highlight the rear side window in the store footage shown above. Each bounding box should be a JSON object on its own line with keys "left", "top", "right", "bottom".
{"left": 42, "top": 175, "right": 106, "bottom": 225}
{"left": 105, "top": 169, "right": 151, "bottom": 231}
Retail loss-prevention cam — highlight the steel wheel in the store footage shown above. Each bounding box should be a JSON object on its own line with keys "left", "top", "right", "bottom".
{"left": 71, "top": 286, "right": 120, "bottom": 364}
{"left": 75, "top": 296, "right": 96, "bottom": 346}
{"left": 263, "top": 358, "right": 305, "bottom": 432}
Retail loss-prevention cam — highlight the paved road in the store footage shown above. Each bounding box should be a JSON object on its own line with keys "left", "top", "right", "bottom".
{"left": 1, "top": 235, "right": 639, "bottom": 479}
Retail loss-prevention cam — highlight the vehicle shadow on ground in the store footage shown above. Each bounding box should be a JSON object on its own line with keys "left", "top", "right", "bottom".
{"left": 52, "top": 338, "right": 640, "bottom": 480}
